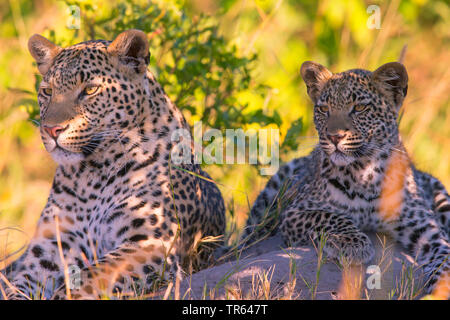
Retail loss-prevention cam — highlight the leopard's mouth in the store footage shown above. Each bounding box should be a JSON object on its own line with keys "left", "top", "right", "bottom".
{"left": 329, "top": 150, "right": 355, "bottom": 166}
{"left": 328, "top": 142, "right": 375, "bottom": 166}
{"left": 48, "top": 146, "right": 84, "bottom": 165}
{"left": 43, "top": 133, "right": 104, "bottom": 164}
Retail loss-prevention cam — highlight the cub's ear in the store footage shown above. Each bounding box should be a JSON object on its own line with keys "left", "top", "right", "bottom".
{"left": 28, "top": 34, "right": 62, "bottom": 75}
{"left": 107, "top": 29, "right": 150, "bottom": 75}
{"left": 372, "top": 62, "right": 408, "bottom": 109}
{"left": 300, "top": 61, "right": 333, "bottom": 103}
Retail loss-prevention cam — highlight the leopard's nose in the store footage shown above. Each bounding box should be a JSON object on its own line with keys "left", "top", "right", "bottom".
{"left": 43, "top": 125, "right": 67, "bottom": 140}
{"left": 327, "top": 133, "right": 345, "bottom": 146}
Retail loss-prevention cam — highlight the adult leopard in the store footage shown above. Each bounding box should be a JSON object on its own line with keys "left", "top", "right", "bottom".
{"left": 241, "top": 61, "right": 450, "bottom": 298}
{"left": 1, "top": 30, "right": 225, "bottom": 299}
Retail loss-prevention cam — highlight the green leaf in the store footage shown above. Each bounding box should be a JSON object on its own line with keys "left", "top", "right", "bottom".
{"left": 282, "top": 117, "right": 304, "bottom": 151}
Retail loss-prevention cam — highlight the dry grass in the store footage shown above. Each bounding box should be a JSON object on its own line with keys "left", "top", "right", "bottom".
{"left": 0, "top": 220, "right": 440, "bottom": 300}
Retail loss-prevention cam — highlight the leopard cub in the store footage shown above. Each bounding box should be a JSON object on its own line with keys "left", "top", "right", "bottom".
{"left": 243, "top": 61, "right": 450, "bottom": 297}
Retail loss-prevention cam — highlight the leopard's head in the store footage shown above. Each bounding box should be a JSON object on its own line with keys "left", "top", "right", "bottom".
{"left": 28, "top": 30, "right": 150, "bottom": 165}
{"left": 300, "top": 61, "right": 408, "bottom": 166}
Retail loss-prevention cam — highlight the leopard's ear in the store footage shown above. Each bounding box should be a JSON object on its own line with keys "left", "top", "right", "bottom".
{"left": 300, "top": 61, "right": 333, "bottom": 103}
{"left": 107, "top": 29, "right": 150, "bottom": 75}
{"left": 372, "top": 62, "right": 408, "bottom": 109}
{"left": 28, "top": 34, "right": 62, "bottom": 75}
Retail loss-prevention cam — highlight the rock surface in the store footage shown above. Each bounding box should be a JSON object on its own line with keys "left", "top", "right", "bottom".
{"left": 174, "top": 233, "right": 426, "bottom": 300}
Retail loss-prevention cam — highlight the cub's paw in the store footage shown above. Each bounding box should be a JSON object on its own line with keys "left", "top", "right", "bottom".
{"left": 324, "top": 232, "right": 375, "bottom": 264}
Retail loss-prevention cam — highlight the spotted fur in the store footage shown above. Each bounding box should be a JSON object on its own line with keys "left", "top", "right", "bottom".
{"left": 242, "top": 61, "right": 450, "bottom": 297}
{"left": 1, "top": 30, "right": 225, "bottom": 299}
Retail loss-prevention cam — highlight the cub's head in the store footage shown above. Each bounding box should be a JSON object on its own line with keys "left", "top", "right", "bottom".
{"left": 300, "top": 61, "right": 408, "bottom": 166}
{"left": 28, "top": 29, "right": 150, "bottom": 165}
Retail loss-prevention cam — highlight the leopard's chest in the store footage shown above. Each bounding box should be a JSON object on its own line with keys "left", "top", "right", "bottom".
{"left": 293, "top": 172, "right": 385, "bottom": 230}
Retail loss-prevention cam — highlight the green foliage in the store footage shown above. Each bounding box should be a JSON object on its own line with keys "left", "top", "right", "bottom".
{"left": 18, "top": 0, "right": 283, "bottom": 134}
{"left": 281, "top": 117, "right": 303, "bottom": 152}
{"left": 12, "top": 74, "right": 41, "bottom": 126}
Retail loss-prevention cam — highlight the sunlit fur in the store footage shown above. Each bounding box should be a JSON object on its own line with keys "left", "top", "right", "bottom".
{"left": 313, "top": 70, "right": 400, "bottom": 167}
{"left": 36, "top": 41, "right": 136, "bottom": 165}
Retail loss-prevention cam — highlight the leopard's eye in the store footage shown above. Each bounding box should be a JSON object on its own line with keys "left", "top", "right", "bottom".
{"left": 83, "top": 86, "right": 100, "bottom": 96}
{"left": 316, "top": 105, "right": 329, "bottom": 114}
{"left": 353, "top": 104, "right": 368, "bottom": 113}
{"left": 42, "top": 88, "right": 52, "bottom": 96}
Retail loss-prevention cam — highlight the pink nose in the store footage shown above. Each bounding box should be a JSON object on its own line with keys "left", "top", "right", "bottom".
{"left": 43, "top": 125, "right": 67, "bottom": 139}
{"left": 327, "top": 133, "right": 345, "bottom": 146}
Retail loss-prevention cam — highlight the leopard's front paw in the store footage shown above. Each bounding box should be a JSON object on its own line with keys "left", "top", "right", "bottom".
{"left": 324, "top": 232, "right": 375, "bottom": 264}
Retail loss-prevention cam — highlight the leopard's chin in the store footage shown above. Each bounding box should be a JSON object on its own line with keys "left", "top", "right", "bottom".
{"left": 49, "top": 146, "right": 84, "bottom": 165}
{"left": 329, "top": 151, "right": 355, "bottom": 166}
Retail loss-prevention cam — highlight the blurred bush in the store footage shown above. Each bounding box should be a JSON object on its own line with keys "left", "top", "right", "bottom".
{"left": 25, "top": 0, "right": 284, "bottom": 131}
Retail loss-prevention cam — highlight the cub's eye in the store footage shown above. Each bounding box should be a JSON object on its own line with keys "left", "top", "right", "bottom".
{"left": 316, "top": 105, "right": 329, "bottom": 113}
{"left": 42, "top": 88, "right": 52, "bottom": 96}
{"left": 83, "top": 86, "right": 100, "bottom": 96}
{"left": 353, "top": 104, "right": 368, "bottom": 113}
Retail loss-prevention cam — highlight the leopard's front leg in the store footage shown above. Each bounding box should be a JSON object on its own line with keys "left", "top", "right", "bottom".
{"left": 52, "top": 242, "right": 181, "bottom": 300}
{"left": 2, "top": 236, "right": 68, "bottom": 300}
{"left": 3, "top": 217, "right": 182, "bottom": 300}
{"left": 389, "top": 204, "right": 449, "bottom": 298}
{"left": 280, "top": 207, "right": 375, "bottom": 264}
